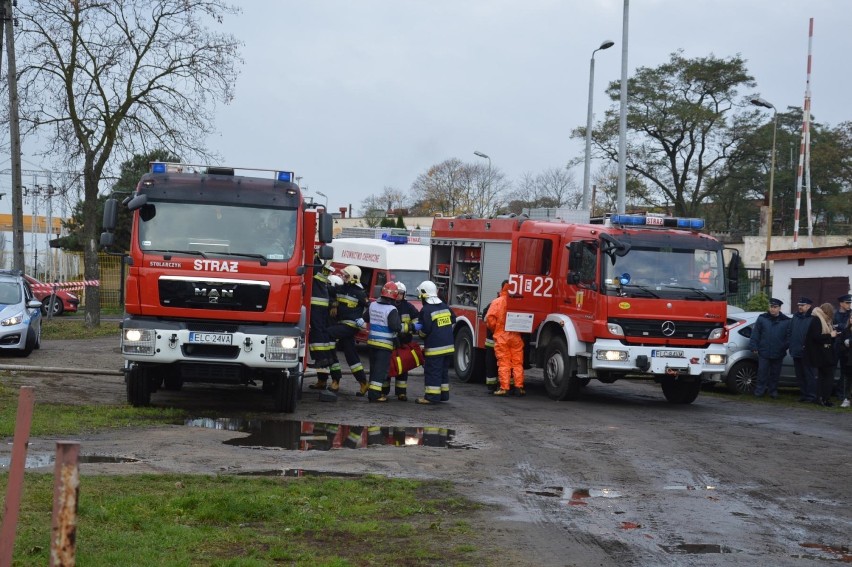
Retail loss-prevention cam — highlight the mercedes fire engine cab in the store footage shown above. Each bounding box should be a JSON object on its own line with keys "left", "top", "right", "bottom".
{"left": 430, "top": 213, "right": 738, "bottom": 404}
{"left": 100, "top": 162, "right": 333, "bottom": 412}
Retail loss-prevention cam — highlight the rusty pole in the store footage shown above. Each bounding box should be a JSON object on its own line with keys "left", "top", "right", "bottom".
{"left": 0, "top": 386, "right": 35, "bottom": 567}
{"left": 49, "top": 441, "right": 80, "bottom": 567}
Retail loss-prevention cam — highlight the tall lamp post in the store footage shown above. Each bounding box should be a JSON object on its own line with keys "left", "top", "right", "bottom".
{"left": 582, "top": 39, "right": 615, "bottom": 211}
{"left": 474, "top": 151, "right": 491, "bottom": 214}
{"left": 750, "top": 97, "right": 778, "bottom": 258}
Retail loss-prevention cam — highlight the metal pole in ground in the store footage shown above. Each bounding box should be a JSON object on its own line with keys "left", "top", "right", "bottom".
{"left": 50, "top": 441, "right": 80, "bottom": 567}
{"left": 0, "top": 386, "right": 36, "bottom": 567}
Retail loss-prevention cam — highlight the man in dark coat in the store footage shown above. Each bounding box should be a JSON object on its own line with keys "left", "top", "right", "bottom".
{"left": 833, "top": 293, "right": 851, "bottom": 407}
{"left": 789, "top": 297, "right": 817, "bottom": 402}
{"left": 749, "top": 298, "right": 791, "bottom": 398}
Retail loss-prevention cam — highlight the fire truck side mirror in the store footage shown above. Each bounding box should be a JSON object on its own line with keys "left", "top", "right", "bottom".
{"left": 102, "top": 198, "right": 118, "bottom": 231}
{"left": 727, "top": 252, "right": 740, "bottom": 293}
{"left": 317, "top": 244, "right": 334, "bottom": 261}
{"left": 99, "top": 232, "right": 115, "bottom": 248}
{"left": 317, "top": 212, "right": 333, "bottom": 243}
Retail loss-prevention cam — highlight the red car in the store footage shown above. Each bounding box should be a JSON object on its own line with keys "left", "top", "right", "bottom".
{"left": 23, "top": 275, "right": 80, "bottom": 316}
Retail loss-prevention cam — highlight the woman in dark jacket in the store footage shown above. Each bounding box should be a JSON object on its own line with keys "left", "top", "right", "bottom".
{"left": 806, "top": 303, "right": 839, "bottom": 406}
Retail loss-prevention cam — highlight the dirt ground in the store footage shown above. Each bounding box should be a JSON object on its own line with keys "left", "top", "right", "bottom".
{"left": 2, "top": 336, "right": 851, "bottom": 566}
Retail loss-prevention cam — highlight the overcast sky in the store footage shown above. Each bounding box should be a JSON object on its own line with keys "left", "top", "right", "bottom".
{"left": 7, "top": 0, "right": 852, "bottom": 218}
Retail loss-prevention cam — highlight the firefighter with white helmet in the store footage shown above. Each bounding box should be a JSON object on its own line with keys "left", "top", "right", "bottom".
{"left": 324, "top": 264, "right": 370, "bottom": 394}
{"left": 364, "top": 281, "right": 402, "bottom": 402}
{"left": 415, "top": 280, "right": 456, "bottom": 405}
{"left": 307, "top": 257, "right": 340, "bottom": 392}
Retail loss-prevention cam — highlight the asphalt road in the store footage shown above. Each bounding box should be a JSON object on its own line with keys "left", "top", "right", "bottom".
{"left": 3, "top": 337, "right": 851, "bottom": 566}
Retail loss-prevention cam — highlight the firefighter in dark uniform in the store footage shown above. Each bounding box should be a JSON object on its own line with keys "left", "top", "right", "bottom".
{"left": 307, "top": 259, "right": 341, "bottom": 391}
{"left": 383, "top": 281, "right": 420, "bottom": 401}
{"left": 415, "top": 280, "right": 456, "bottom": 405}
{"left": 326, "top": 264, "right": 370, "bottom": 394}
{"left": 365, "top": 281, "right": 402, "bottom": 402}
{"left": 481, "top": 283, "right": 506, "bottom": 391}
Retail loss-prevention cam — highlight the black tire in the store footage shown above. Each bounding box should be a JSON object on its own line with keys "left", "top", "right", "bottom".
{"left": 542, "top": 338, "right": 581, "bottom": 401}
{"left": 18, "top": 328, "right": 37, "bottom": 357}
{"left": 126, "top": 366, "right": 152, "bottom": 407}
{"left": 275, "top": 366, "right": 301, "bottom": 413}
{"left": 661, "top": 377, "right": 702, "bottom": 404}
{"left": 453, "top": 326, "right": 483, "bottom": 383}
{"left": 725, "top": 360, "right": 758, "bottom": 395}
{"left": 41, "top": 295, "right": 64, "bottom": 317}
{"left": 162, "top": 374, "right": 183, "bottom": 391}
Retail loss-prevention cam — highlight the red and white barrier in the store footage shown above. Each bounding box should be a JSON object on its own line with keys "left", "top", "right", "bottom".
{"left": 29, "top": 280, "right": 100, "bottom": 292}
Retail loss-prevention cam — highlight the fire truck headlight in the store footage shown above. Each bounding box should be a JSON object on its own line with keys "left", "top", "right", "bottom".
{"left": 705, "top": 353, "right": 726, "bottom": 366}
{"left": 122, "top": 328, "right": 155, "bottom": 356}
{"left": 607, "top": 323, "right": 624, "bottom": 336}
{"left": 708, "top": 327, "right": 725, "bottom": 340}
{"left": 596, "top": 349, "right": 629, "bottom": 361}
{"left": 266, "top": 336, "right": 299, "bottom": 361}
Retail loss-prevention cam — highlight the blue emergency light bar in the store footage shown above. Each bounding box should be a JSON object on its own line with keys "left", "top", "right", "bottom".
{"left": 381, "top": 233, "right": 409, "bottom": 244}
{"left": 277, "top": 171, "right": 294, "bottom": 182}
{"left": 151, "top": 162, "right": 167, "bottom": 173}
{"left": 610, "top": 214, "right": 705, "bottom": 230}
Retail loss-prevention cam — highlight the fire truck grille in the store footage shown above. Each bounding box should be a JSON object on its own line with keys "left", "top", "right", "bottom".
{"left": 158, "top": 279, "right": 270, "bottom": 311}
{"left": 178, "top": 363, "right": 243, "bottom": 383}
{"left": 610, "top": 318, "right": 718, "bottom": 340}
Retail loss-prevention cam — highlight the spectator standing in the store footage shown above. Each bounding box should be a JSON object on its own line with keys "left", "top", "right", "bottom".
{"left": 486, "top": 281, "right": 525, "bottom": 397}
{"left": 806, "top": 303, "right": 839, "bottom": 407}
{"left": 326, "top": 265, "right": 370, "bottom": 395}
{"left": 840, "top": 311, "right": 852, "bottom": 408}
{"left": 832, "top": 293, "right": 851, "bottom": 407}
{"left": 748, "top": 298, "right": 791, "bottom": 399}
{"left": 789, "top": 297, "right": 817, "bottom": 403}
{"left": 365, "top": 281, "right": 402, "bottom": 403}
{"left": 415, "top": 281, "right": 456, "bottom": 405}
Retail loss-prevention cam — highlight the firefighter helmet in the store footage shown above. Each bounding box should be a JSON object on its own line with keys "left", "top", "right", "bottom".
{"left": 380, "top": 281, "right": 399, "bottom": 300}
{"left": 395, "top": 282, "right": 407, "bottom": 299}
{"left": 341, "top": 265, "right": 361, "bottom": 281}
{"left": 417, "top": 281, "right": 439, "bottom": 302}
{"left": 321, "top": 259, "right": 334, "bottom": 273}
{"left": 327, "top": 274, "right": 344, "bottom": 287}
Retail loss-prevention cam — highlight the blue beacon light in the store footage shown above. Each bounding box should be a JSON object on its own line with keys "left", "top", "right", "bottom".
{"left": 277, "top": 171, "right": 294, "bottom": 182}
{"left": 151, "top": 162, "right": 167, "bottom": 173}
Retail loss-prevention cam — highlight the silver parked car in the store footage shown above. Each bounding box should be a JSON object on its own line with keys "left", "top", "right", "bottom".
{"left": 723, "top": 311, "right": 839, "bottom": 394}
{"left": 0, "top": 270, "right": 43, "bottom": 357}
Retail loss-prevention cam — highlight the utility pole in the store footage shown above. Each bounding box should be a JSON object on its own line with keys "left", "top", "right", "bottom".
{"left": 2, "top": 0, "right": 25, "bottom": 271}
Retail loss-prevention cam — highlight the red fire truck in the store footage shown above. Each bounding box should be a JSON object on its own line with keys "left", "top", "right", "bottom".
{"left": 100, "top": 162, "right": 333, "bottom": 412}
{"left": 430, "top": 212, "right": 739, "bottom": 404}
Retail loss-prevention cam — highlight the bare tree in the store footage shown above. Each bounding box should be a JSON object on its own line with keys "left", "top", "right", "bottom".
{"left": 359, "top": 194, "right": 389, "bottom": 227}
{"left": 507, "top": 167, "right": 578, "bottom": 212}
{"left": 6, "top": 0, "right": 242, "bottom": 326}
{"left": 410, "top": 158, "right": 507, "bottom": 217}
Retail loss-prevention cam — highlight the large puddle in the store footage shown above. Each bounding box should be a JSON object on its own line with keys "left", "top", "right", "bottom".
{"left": 0, "top": 454, "right": 138, "bottom": 469}
{"left": 185, "top": 417, "right": 465, "bottom": 450}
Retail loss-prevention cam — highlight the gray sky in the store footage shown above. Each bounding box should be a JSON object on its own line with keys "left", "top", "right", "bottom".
{"left": 7, "top": 0, "right": 852, "bottom": 217}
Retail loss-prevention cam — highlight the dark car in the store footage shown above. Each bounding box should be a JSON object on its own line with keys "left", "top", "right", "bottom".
{"left": 723, "top": 311, "right": 839, "bottom": 394}
{"left": 23, "top": 275, "right": 80, "bottom": 316}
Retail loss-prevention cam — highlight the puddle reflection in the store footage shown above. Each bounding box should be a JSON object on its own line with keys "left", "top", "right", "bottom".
{"left": 0, "top": 454, "right": 138, "bottom": 469}
{"left": 185, "top": 417, "right": 459, "bottom": 450}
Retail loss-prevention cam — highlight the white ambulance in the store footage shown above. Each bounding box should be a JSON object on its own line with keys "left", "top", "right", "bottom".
{"left": 330, "top": 236, "right": 430, "bottom": 301}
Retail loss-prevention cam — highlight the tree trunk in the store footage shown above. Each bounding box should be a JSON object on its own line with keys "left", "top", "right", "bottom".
{"left": 83, "top": 171, "right": 101, "bottom": 328}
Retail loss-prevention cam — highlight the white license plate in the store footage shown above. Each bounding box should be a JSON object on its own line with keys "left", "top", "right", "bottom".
{"left": 652, "top": 350, "right": 684, "bottom": 358}
{"left": 188, "top": 332, "right": 233, "bottom": 345}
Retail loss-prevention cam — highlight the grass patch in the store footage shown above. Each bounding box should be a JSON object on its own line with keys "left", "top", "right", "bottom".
{"left": 0, "top": 473, "right": 490, "bottom": 566}
{"left": 40, "top": 317, "right": 122, "bottom": 340}
{"left": 0, "top": 381, "right": 186, "bottom": 437}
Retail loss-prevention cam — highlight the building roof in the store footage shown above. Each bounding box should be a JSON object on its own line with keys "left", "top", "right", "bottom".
{"left": 767, "top": 245, "right": 852, "bottom": 262}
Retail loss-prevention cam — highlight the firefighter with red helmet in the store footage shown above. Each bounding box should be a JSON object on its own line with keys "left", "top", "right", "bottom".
{"left": 384, "top": 281, "right": 421, "bottom": 401}
{"left": 415, "top": 280, "right": 456, "bottom": 405}
{"left": 364, "top": 281, "right": 402, "bottom": 402}
{"left": 486, "top": 281, "right": 525, "bottom": 396}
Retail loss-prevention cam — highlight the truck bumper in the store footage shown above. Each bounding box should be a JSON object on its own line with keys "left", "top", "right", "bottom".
{"left": 120, "top": 316, "right": 303, "bottom": 369}
{"left": 590, "top": 339, "right": 726, "bottom": 378}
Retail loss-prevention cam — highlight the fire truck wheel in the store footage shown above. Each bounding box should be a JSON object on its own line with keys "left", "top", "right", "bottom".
{"left": 275, "top": 366, "right": 301, "bottom": 413}
{"left": 725, "top": 360, "right": 757, "bottom": 395}
{"left": 543, "top": 338, "right": 581, "bottom": 401}
{"left": 660, "top": 378, "right": 701, "bottom": 404}
{"left": 453, "top": 327, "right": 483, "bottom": 383}
{"left": 126, "top": 365, "right": 152, "bottom": 407}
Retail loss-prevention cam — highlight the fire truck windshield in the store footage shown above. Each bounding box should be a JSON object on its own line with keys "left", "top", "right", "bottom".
{"left": 603, "top": 246, "right": 725, "bottom": 299}
{"left": 137, "top": 201, "right": 298, "bottom": 261}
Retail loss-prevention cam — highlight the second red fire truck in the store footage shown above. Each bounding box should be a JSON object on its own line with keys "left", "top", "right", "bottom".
{"left": 429, "top": 212, "right": 739, "bottom": 404}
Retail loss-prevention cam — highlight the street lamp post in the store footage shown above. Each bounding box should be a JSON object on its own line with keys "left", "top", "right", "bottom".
{"left": 750, "top": 97, "right": 778, "bottom": 258}
{"left": 582, "top": 39, "right": 615, "bottom": 211}
{"left": 474, "top": 151, "right": 491, "bottom": 214}
{"left": 316, "top": 190, "right": 328, "bottom": 208}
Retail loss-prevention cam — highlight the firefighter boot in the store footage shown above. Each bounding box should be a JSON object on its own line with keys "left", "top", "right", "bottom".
{"left": 356, "top": 381, "right": 369, "bottom": 397}
{"left": 309, "top": 379, "right": 328, "bottom": 390}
